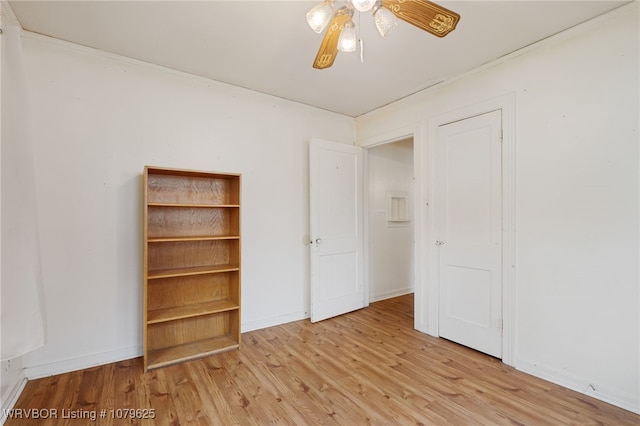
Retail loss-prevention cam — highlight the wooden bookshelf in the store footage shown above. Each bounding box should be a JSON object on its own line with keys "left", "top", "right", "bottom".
{"left": 143, "top": 166, "right": 241, "bottom": 370}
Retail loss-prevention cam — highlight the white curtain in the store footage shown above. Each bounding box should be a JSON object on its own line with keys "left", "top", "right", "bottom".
{"left": 0, "top": 2, "right": 46, "bottom": 361}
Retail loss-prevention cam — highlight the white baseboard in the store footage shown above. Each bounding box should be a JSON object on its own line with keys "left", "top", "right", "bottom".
{"left": 22, "top": 309, "right": 308, "bottom": 380}
{"left": 370, "top": 287, "right": 414, "bottom": 303}
{"left": 1, "top": 371, "right": 27, "bottom": 426}
{"left": 241, "top": 310, "right": 308, "bottom": 333}
{"left": 24, "top": 345, "right": 142, "bottom": 380}
{"left": 15, "top": 315, "right": 638, "bottom": 418}
{"left": 516, "top": 358, "right": 640, "bottom": 415}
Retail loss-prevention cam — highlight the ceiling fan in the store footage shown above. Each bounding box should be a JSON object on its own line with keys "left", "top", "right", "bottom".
{"left": 306, "top": 0, "right": 460, "bottom": 69}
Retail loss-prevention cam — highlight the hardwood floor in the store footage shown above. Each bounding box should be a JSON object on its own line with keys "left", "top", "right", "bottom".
{"left": 6, "top": 295, "right": 639, "bottom": 425}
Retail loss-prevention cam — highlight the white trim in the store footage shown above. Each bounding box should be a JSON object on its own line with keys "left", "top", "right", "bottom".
{"left": 422, "top": 117, "right": 439, "bottom": 336}
{"left": 500, "top": 94, "right": 517, "bottom": 367}
{"left": 24, "top": 345, "right": 141, "bottom": 380}
{"left": 363, "top": 149, "right": 371, "bottom": 304}
{"left": 516, "top": 358, "right": 640, "bottom": 415}
{"left": 0, "top": 372, "right": 27, "bottom": 426}
{"left": 241, "top": 311, "right": 308, "bottom": 333}
{"left": 358, "top": 124, "right": 418, "bottom": 148}
{"left": 425, "top": 93, "right": 517, "bottom": 366}
{"left": 412, "top": 123, "right": 427, "bottom": 332}
{"left": 370, "top": 288, "right": 414, "bottom": 303}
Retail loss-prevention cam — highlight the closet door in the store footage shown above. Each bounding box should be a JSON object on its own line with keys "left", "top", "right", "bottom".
{"left": 436, "top": 111, "right": 503, "bottom": 358}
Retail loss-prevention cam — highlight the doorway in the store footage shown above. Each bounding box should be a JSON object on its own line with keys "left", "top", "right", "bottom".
{"left": 423, "top": 94, "right": 516, "bottom": 366}
{"left": 366, "top": 138, "right": 415, "bottom": 305}
{"left": 308, "top": 137, "right": 415, "bottom": 323}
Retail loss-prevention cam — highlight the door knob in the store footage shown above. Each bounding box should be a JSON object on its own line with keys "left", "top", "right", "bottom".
{"left": 315, "top": 238, "right": 322, "bottom": 245}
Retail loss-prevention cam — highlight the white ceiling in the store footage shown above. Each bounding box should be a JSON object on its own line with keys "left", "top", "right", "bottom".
{"left": 9, "top": 0, "right": 628, "bottom": 117}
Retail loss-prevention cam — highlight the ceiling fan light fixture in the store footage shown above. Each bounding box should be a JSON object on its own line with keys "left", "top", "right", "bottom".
{"left": 373, "top": 4, "right": 397, "bottom": 37}
{"left": 309, "top": 0, "right": 461, "bottom": 69}
{"left": 351, "top": 0, "right": 376, "bottom": 12}
{"left": 306, "top": 0, "right": 335, "bottom": 34}
{"left": 337, "top": 20, "right": 357, "bottom": 52}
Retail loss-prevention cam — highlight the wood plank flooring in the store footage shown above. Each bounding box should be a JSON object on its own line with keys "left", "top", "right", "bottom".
{"left": 6, "top": 295, "right": 639, "bottom": 425}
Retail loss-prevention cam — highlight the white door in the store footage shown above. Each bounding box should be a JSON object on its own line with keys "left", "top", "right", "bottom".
{"left": 436, "top": 110, "right": 503, "bottom": 358}
{"left": 309, "top": 139, "right": 365, "bottom": 322}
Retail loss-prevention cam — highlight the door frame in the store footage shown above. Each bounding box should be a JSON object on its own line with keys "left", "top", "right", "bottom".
{"left": 357, "top": 94, "right": 516, "bottom": 366}
{"left": 427, "top": 94, "right": 516, "bottom": 366}
{"left": 362, "top": 136, "right": 416, "bottom": 305}
{"left": 360, "top": 123, "right": 426, "bottom": 335}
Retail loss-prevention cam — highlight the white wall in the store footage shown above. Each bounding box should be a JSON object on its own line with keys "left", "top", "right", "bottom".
{"left": 18, "top": 32, "right": 355, "bottom": 377}
{"left": 356, "top": 3, "right": 639, "bottom": 413}
{"left": 7, "top": 0, "right": 638, "bottom": 415}
{"left": 1, "top": 2, "right": 28, "bottom": 419}
{"left": 367, "top": 139, "right": 414, "bottom": 301}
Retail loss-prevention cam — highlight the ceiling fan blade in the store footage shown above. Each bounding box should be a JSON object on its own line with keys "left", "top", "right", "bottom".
{"left": 382, "top": 0, "right": 460, "bottom": 38}
{"left": 313, "top": 7, "right": 352, "bottom": 69}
